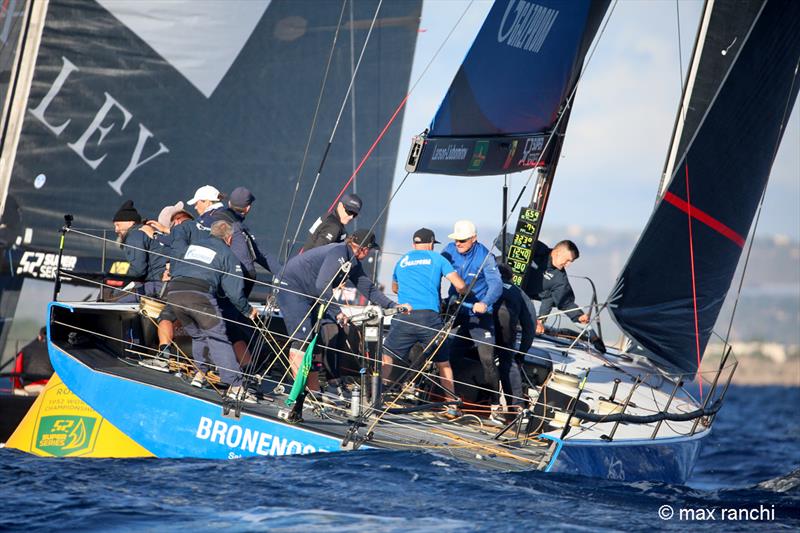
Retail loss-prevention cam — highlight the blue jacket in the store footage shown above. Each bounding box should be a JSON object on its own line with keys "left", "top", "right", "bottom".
{"left": 169, "top": 235, "right": 252, "bottom": 316}
{"left": 169, "top": 206, "right": 221, "bottom": 253}
{"left": 212, "top": 208, "right": 277, "bottom": 278}
{"left": 122, "top": 224, "right": 166, "bottom": 282}
{"left": 280, "top": 242, "right": 394, "bottom": 312}
{"left": 442, "top": 241, "right": 502, "bottom": 315}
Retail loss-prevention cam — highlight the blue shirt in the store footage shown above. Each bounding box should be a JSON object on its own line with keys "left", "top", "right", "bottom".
{"left": 441, "top": 241, "right": 502, "bottom": 315}
{"left": 392, "top": 250, "right": 454, "bottom": 312}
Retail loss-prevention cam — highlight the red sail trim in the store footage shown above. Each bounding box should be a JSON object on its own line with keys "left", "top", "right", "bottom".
{"left": 663, "top": 191, "right": 745, "bottom": 248}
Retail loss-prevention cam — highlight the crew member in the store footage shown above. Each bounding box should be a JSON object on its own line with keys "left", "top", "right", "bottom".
{"left": 303, "top": 193, "right": 362, "bottom": 251}
{"left": 494, "top": 263, "right": 535, "bottom": 410}
{"left": 212, "top": 186, "right": 279, "bottom": 365}
{"left": 278, "top": 229, "right": 409, "bottom": 395}
{"left": 523, "top": 240, "right": 589, "bottom": 334}
{"left": 111, "top": 200, "right": 167, "bottom": 301}
{"left": 382, "top": 228, "right": 467, "bottom": 411}
{"left": 165, "top": 220, "right": 258, "bottom": 403}
{"left": 212, "top": 186, "right": 277, "bottom": 296}
{"left": 170, "top": 185, "right": 224, "bottom": 250}
{"left": 441, "top": 220, "right": 504, "bottom": 425}
{"left": 11, "top": 327, "right": 53, "bottom": 394}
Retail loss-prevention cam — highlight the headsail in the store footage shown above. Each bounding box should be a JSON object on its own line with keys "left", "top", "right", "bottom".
{"left": 408, "top": 0, "right": 608, "bottom": 177}
{"left": 610, "top": 0, "right": 800, "bottom": 374}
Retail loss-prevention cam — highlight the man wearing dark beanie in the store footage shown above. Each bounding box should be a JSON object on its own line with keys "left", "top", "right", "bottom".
{"left": 111, "top": 200, "right": 166, "bottom": 303}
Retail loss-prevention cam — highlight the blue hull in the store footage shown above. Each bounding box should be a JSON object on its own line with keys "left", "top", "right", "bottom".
{"left": 49, "top": 338, "right": 345, "bottom": 459}
{"left": 543, "top": 432, "right": 705, "bottom": 484}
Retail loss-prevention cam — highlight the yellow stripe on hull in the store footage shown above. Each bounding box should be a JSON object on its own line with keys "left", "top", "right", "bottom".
{"left": 6, "top": 373, "right": 153, "bottom": 458}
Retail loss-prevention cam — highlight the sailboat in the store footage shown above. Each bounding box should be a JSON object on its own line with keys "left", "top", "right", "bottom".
{"left": 3, "top": 0, "right": 799, "bottom": 485}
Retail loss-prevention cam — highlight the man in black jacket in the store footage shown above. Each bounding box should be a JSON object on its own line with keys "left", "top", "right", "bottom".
{"left": 495, "top": 263, "right": 535, "bottom": 410}
{"left": 523, "top": 240, "right": 589, "bottom": 334}
{"left": 303, "top": 193, "right": 362, "bottom": 251}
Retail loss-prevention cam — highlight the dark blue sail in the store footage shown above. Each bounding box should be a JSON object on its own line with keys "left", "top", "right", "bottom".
{"left": 610, "top": 0, "right": 800, "bottom": 374}
{"left": 412, "top": 0, "right": 608, "bottom": 176}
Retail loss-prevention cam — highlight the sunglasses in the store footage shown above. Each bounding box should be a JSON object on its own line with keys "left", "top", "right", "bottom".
{"left": 455, "top": 237, "right": 473, "bottom": 244}
{"left": 345, "top": 209, "right": 358, "bottom": 217}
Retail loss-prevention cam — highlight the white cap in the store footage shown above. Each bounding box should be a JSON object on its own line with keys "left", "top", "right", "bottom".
{"left": 187, "top": 185, "right": 221, "bottom": 206}
{"left": 157, "top": 201, "right": 185, "bottom": 227}
{"left": 448, "top": 220, "right": 477, "bottom": 240}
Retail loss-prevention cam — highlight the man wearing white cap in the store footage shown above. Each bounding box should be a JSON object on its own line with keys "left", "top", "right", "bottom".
{"left": 441, "top": 220, "right": 504, "bottom": 425}
{"left": 171, "top": 185, "right": 224, "bottom": 251}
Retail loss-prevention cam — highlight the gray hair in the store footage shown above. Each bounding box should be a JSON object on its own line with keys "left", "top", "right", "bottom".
{"left": 210, "top": 220, "right": 233, "bottom": 240}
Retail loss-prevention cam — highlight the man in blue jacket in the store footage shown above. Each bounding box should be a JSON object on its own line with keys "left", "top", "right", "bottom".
{"left": 165, "top": 220, "right": 258, "bottom": 403}
{"left": 441, "top": 220, "right": 504, "bottom": 424}
{"left": 278, "top": 229, "right": 409, "bottom": 394}
{"left": 112, "top": 200, "right": 166, "bottom": 302}
{"left": 170, "top": 184, "right": 225, "bottom": 252}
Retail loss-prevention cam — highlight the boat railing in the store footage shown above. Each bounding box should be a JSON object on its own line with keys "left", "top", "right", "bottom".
{"left": 50, "top": 224, "right": 738, "bottom": 445}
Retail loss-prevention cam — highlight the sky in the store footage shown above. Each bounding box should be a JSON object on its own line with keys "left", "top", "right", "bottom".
{"left": 382, "top": 0, "right": 800, "bottom": 246}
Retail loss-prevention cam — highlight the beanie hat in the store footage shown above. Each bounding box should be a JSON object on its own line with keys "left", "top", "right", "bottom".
{"left": 113, "top": 200, "right": 142, "bottom": 223}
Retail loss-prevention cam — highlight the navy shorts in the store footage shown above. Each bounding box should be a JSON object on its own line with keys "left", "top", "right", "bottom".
{"left": 384, "top": 309, "right": 449, "bottom": 363}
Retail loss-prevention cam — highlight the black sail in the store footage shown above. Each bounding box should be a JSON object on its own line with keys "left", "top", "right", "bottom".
{"left": 610, "top": 0, "right": 800, "bottom": 374}
{"left": 1, "top": 0, "right": 421, "bottom": 265}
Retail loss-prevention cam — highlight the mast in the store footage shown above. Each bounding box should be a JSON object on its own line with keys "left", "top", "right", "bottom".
{"left": 0, "top": 0, "right": 48, "bottom": 219}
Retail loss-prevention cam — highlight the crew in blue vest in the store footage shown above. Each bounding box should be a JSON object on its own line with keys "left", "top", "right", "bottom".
{"left": 111, "top": 200, "right": 166, "bottom": 302}
{"left": 165, "top": 220, "right": 258, "bottom": 403}
{"left": 441, "top": 220, "right": 504, "bottom": 425}
{"left": 382, "top": 228, "right": 466, "bottom": 413}
{"left": 278, "top": 229, "right": 410, "bottom": 394}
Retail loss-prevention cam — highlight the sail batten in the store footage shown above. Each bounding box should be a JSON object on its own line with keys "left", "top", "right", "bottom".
{"left": 611, "top": 0, "right": 800, "bottom": 374}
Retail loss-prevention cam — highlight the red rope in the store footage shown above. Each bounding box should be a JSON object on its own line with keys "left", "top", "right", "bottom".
{"left": 326, "top": 92, "right": 411, "bottom": 213}
{"left": 684, "top": 162, "right": 703, "bottom": 399}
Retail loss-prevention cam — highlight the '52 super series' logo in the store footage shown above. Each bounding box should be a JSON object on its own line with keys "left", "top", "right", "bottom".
{"left": 15, "top": 251, "right": 77, "bottom": 279}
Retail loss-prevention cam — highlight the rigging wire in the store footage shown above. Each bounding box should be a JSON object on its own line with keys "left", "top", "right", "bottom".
{"left": 279, "top": 0, "right": 349, "bottom": 263}
{"left": 288, "top": 0, "right": 385, "bottom": 253}
{"left": 323, "top": 0, "right": 477, "bottom": 215}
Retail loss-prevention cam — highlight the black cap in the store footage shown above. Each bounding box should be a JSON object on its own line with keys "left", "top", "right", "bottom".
{"left": 113, "top": 200, "right": 142, "bottom": 223}
{"left": 229, "top": 186, "right": 255, "bottom": 209}
{"left": 350, "top": 228, "right": 379, "bottom": 249}
{"left": 341, "top": 193, "right": 362, "bottom": 214}
{"left": 413, "top": 227, "right": 439, "bottom": 244}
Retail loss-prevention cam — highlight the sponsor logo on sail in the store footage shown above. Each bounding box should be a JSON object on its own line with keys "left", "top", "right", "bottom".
{"left": 16, "top": 251, "right": 77, "bottom": 279}
{"left": 431, "top": 143, "right": 469, "bottom": 161}
{"left": 497, "top": 0, "right": 559, "bottom": 54}
{"left": 195, "top": 416, "right": 330, "bottom": 457}
{"left": 468, "top": 141, "right": 489, "bottom": 172}
{"left": 518, "top": 136, "right": 545, "bottom": 167}
{"left": 34, "top": 415, "right": 99, "bottom": 456}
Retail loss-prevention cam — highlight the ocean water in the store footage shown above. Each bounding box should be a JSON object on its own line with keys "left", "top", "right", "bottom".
{"left": 1, "top": 385, "right": 798, "bottom": 531}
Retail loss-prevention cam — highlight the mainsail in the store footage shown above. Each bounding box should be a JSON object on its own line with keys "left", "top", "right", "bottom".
{"left": 409, "top": 0, "right": 608, "bottom": 177}
{"left": 0, "top": 0, "right": 421, "bottom": 265}
{"left": 0, "top": 0, "right": 421, "bottom": 362}
{"left": 610, "top": 0, "right": 800, "bottom": 373}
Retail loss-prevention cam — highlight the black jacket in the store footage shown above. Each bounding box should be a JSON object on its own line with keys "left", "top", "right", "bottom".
{"left": 304, "top": 213, "right": 345, "bottom": 251}
{"left": 523, "top": 241, "right": 583, "bottom": 322}
{"left": 494, "top": 282, "right": 535, "bottom": 355}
